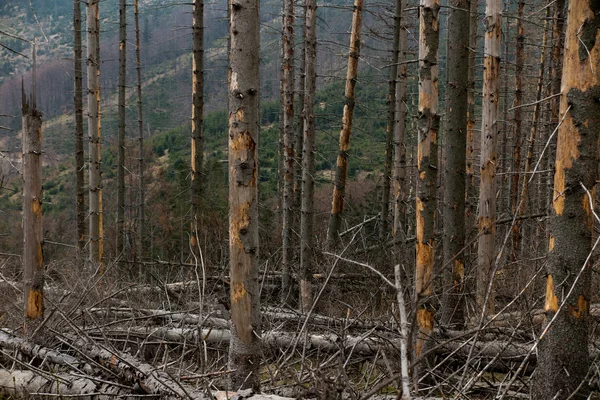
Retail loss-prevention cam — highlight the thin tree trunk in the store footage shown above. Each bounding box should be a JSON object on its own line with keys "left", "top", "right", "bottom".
{"left": 22, "top": 77, "right": 43, "bottom": 338}
{"left": 191, "top": 0, "right": 204, "bottom": 223}
{"left": 299, "top": 0, "right": 317, "bottom": 313}
{"left": 414, "top": 0, "right": 440, "bottom": 361}
{"left": 227, "top": 0, "right": 261, "bottom": 389}
{"left": 327, "top": 0, "right": 363, "bottom": 246}
{"left": 281, "top": 0, "right": 295, "bottom": 304}
{"left": 73, "top": 0, "right": 85, "bottom": 259}
{"left": 87, "top": 0, "right": 103, "bottom": 269}
{"left": 532, "top": 1, "right": 600, "bottom": 397}
{"left": 440, "top": 0, "right": 470, "bottom": 329}
{"left": 117, "top": 0, "right": 126, "bottom": 259}
{"left": 294, "top": 0, "right": 306, "bottom": 237}
{"left": 134, "top": 0, "right": 144, "bottom": 263}
{"left": 476, "top": 0, "right": 501, "bottom": 316}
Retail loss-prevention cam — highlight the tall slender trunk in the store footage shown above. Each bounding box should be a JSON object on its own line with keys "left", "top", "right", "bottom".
{"left": 87, "top": 0, "right": 103, "bottom": 269}
{"left": 134, "top": 0, "right": 144, "bottom": 263}
{"left": 22, "top": 77, "right": 43, "bottom": 338}
{"left": 294, "top": 0, "right": 306, "bottom": 225}
{"left": 299, "top": 0, "right": 317, "bottom": 313}
{"left": 73, "top": 0, "right": 85, "bottom": 259}
{"left": 440, "top": 0, "right": 470, "bottom": 329}
{"left": 227, "top": 0, "right": 261, "bottom": 390}
{"left": 117, "top": 0, "right": 126, "bottom": 259}
{"left": 476, "top": 0, "right": 501, "bottom": 316}
{"left": 327, "top": 0, "right": 363, "bottom": 246}
{"left": 281, "top": 0, "right": 295, "bottom": 304}
{"left": 414, "top": 0, "right": 440, "bottom": 360}
{"left": 191, "top": 0, "right": 204, "bottom": 224}
{"left": 532, "top": 0, "right": 600, "bottom": 397}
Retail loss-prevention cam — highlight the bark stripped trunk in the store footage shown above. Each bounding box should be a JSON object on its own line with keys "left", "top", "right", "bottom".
{"left": 117, "top": 0, "right": 126, "bottom": 259}
{"left": 414, "top": 0, "right": 439, "bottom": 359}
{"left": 327, "top": 0, "right": 363, "bottom": 246}
{"left": 73, "top": 0, "right": 85, "bottom": 259}
{"left": 281, "top": 0, "right": 295, "bottom": 304}
{"left": 191, "top": 0, "right": 204, "bottom": 225}
{"left": 87, "top": 0, "right": 103, "bottom": 270}
{"left": 440, "top": 0, "right": 470, "bottom": 329}
{"left": 294, "top": 5, "right": 305, "bottom": 224}
{"left": 228, "top": 0, "right": 261, "bottom": 389}
{"left": 299, "top": 0, "right": 317, "bottom": 313}
{"left": 532, "top": 0, "right": 600, "bottom": 397}
{"left": 22, "top": 79, "right": 43, "bottom": 338}
{"left": 134, "top": 0, "right": 144, "bottom": 262}
{"left": 476, "top": 0, "right": 501, "bottom": 316}
{"left": 465, "top": 0, "right": 478, "bottom": 254}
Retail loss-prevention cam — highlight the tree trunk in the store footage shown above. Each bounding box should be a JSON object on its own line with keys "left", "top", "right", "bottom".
{"left": 299, "top": 0, "right": 317, "bottom": 313}
{"left": 117, "top": 0, "right": 126, "bottom": 259}
{"left": 228, "top": 0, "right": 261, "bottom": 389}
{"left": 532, "top": 0, "right": 600, "bottom": 397}
{"left": 440, "top": 0, "right": 470, "bottom": 329}
{"left": 327, "top": 0, "right": 363, "bottom": 246}
{"left": 134, "top": 0, "right": 144, "bottom": 263}
{"left": 476, "top": 0, "right": 501, "bottom": 316}
{"left": 191, "top": 0, "right": 204, "bottom": 224}
{"left": 281, "top": 0, "right": 295, "bottom": 305}
{"left": 87, "top": 0, "right": 103, "bottom": 270}
{"left": 73, "top": 0, "right": 85, "bottom": 259}
{"left": 22, "top": 82, "right": 43, "bottom": 338}
{"left": 415, "top": 0, "right": 440, "bottom": 361}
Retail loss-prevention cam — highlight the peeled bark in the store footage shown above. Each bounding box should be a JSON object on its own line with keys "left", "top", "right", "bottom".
{"left": 134, "top": 0, "right": 145, "bottom": 262}
{"left": 228, "top": 0, "right": 261, "bottom": 389}
{"left": 191, "top": 0, "right": 204, "bottom": 221}
{"left": 73, "top": 0, "right": 85, "bottom": 258}
{"left": 117, "top": 0, "right": 126, "bottom": 259}
{"left": 327, "top": 0, "right": 363, "bottom": 246}
{"left": 532, "top": 0, "right": 600, "bottom": 397}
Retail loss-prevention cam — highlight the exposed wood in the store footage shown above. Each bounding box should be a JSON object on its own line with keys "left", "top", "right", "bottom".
{"left": 191, "top": 0, "right": 204, "bottom": 222}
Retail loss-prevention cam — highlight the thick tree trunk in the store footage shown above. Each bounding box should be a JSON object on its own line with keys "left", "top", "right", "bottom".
{"left": 191, "top": 0, "right": 204, "bottom": 222}
{"left": 327, "top": 0, "right": 363, "bottom": 246}
{"left": 532, "top": 0, "right": 600, "bottom": 397}
{"left": 134, "top": 0, "right": 144, "bottom": 262}
{"left": 73, "top": 0, "right": 85, "bottom": 259}
{"left": 415, "top": 0, "right": 440, "bottom": 360}
{"left": 22, "top": 86, "right": 43, "bottom": 338}
{"left": 117, "top": 0, "right": 126, "bottom": 259}
{"left": 299, "top": 0, "right": 317, "bottom": 313}
{"left": 227, "top": 0, "right": 261, "bottom": 389}
{"left": 440, "top": 0, "right": 470, "bottom": 329}
{"left": 476, "top": 0, "right": 501, "bottom": 316}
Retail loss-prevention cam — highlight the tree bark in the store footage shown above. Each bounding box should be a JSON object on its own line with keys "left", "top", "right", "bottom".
{"left": 532, "top": 0, "right": 600, "bottom": 397}
{"left": 191, "top": 0, "right": 204, "bottom": 223}
{"left": 134, "top": 0, "right": 145, "bottom": 263}
{"left": 73, "top": 0, "right": 85, "bottom": 259}
{"left": 228, "top": 0, "right": 261, "bottom": 389}
{"left": 327, "top": 0, "right": 363, "bottom": 246}
{"left": 117, "top": 0, "right": 126, "bottom": 259}
{"left": 440, "top": 0, "right": 470, "bottom": 329}
{"left": 476, "top": 0, "right": 501, "bottom": 316}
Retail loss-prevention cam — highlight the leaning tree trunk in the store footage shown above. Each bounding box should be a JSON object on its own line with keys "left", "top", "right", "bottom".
{"left": 73, "top": 0, "right": 85, "bottom": 259}
{"left": 476, "top": 0, "right": 501, "bottom": 317}
{"left": 414, "top": 0, "right": 439, "bottom": 361}
{"left": 22, "top": 80, "right": 43, "bottom": 339}
{"left": 327, "top": 0, "right": 363, "bottom": 247}
{"left": 191, "top": 0, "right": 204, "bottom": 225}
{"left": 532, "top": 0, "right": 600, "bottom": 397}
{"left": 117, "top": 0, "right": 126, "bottom": 259}
{"left": 87, "top": 0, "right": 103, "bottom": 270}
{"left": 440, "top": 0, "right": 470, "bottom": 329}
{"left": 281, "top": 0, "right": 295, "bottom": 305}
{"left": 299, "top": 0, "right": 317, "bottom": 313}
{"left": 134, "top": 0, "right": 144, "bottom": 263}
{"left": 227, "top": 0, "right": 261, "bottom": 390}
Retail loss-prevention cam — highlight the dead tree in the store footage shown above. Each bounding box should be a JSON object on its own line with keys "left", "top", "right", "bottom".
{"left": 327, "top": 0, "right": 363, "bottom": 246}
{"left": 191, "top": 0, "right": 204, "bottom": 225}
{"left": 134, "top": 0, "right": 144, "bottom": 262}
{"left": 117, "top": 0, "right": 126, "bottom": 258}
{"left": 73, "top": 0, "right": 85, "bottom": 258}
{"left": 227, "top": 0, "right": 261, "bottom": 389}
{"left": 532, "top": 0, "right": 600, "bottom": 397}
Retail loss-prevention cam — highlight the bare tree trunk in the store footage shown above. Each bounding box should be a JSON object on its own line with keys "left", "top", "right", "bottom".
{"left": 414, "top": 0, "right": 440, "bottom": 361}
{"left": 299, "top": 0, "right": 317, "bottom": 313}
{"left": 134, "top": 0, "right": 144, "bottom": 263}
{"left": 294, "top": 0, "right": 306, "bottom": 232}
{"left": 117, "top": 0, "right": 126, "bottom": 259}
{"left": 440, "top": 0, "right": 470, "bottom": 329}
{"left": 87, "top": 0, "right": 103, "bottom": 270}
{"left": 281, "top": 0, "right": 295, "bottom": 305}
{"left": 532, "top": 1, "right": 600, "bottom": 397}
{"left": 228, "top": 0, "right": 261, "bottom": 389}
{"left": 327, "top": 0, "right": 363, "bottom": 247}
{"left": 22, "top": 76, "right": 43, "bottom": 338}
{"left": 476, "top": 0, "right": 501, "bottom": 316}
{"left": 191, "top": 0, "right": 204, "bottom": 224}
{"left": 73, "top": 0, "right": 85, "bottom": 259}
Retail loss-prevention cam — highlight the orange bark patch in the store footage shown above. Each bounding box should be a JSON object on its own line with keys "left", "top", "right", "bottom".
{"left": 231, "top": 202, "right": 251, "bottom": 245}
{"left": 31, "top": 198, "right": 42, "bottom": 217}
{"left": 544, "top": 275, "right": 559, "bottom": 312}
{"left": 548, "top": 234, "right": 555, "bottom": 251}
{"left": 191, "top": 140, "right": 197, "bottom": 174}
{"left": 553, "top": 159, "right": 565, "bottom": 215}
{"left": 231, "top": 281, "right": 247, "bottom": 303}
{"left": 416, "top": 243, "right": 433, "bottom": 296}
{"left": 570, "top": 295, "right": 590, "bottom": 318}
{"left": 582, "top": 190, "right": 595, "bottom": 229}
{"left": 26, "top": 290, "right": 43, "bottom": 319}
{"left": 453, "top": 259, "right": 465, "bottom": 288}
